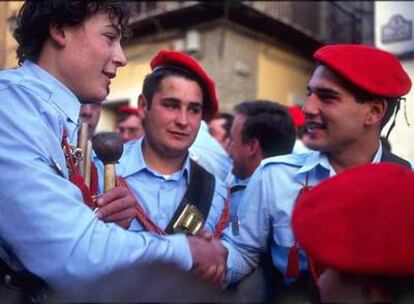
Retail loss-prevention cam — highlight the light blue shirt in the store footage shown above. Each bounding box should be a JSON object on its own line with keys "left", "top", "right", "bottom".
{"left": 95, "top": 137, "right": 227, "bottom": 233}
{"left": 221, "top": 147, "right": 383, "bottom": 285}
{"left": 0, "top": 61, "right": 192, "bottom": 292}
{"left": 189, "top": 121, "right": 233, "bottom": 183}
{"left": 226, "top": 174, "right": 249, "bottom": 219}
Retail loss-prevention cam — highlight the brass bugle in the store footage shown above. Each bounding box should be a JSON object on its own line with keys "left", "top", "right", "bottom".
{"left": 84, "top": 140, "right": 92, "bottom": 188}
{"left": 77, "top": 122, "right": 89, "bottom": 185}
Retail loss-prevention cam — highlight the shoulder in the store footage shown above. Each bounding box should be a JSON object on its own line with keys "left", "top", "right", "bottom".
{"left": 213, "top": 175, "right": 227, "bottom": 199}
{"left": 116, "top": 139, "right": 143, "bottom": 175}
{"left": 190, "top": 160, "right": 227, "bottom": 199}
{"left": 381, "top": 150, "right": 412, "bottom": 169}
{"left": 0, "top": 66, "right": 53, "bottom": 102}
{"left": 260, "top": 151, "right": 315, "bottom": 170}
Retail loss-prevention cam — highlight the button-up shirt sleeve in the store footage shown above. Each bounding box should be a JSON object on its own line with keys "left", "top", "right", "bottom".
{"left": 0, "top": 67, "right": 192, "bottom": 292}
{"left": 221, "top": 165, "right": 270, "bottom": 284}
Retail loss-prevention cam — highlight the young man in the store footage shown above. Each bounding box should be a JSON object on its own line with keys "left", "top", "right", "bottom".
{"left": 98, "top": 49, "right": 228, "bottom": 247}
{"left": 220, "top": 44, "right": 412, "bottom": 301}
{"left": 227, "top": 100, "right": 295, "bottom": 218}
{"left": 0, "top": 2, "right": 225, "bottom": 300}
{"left": 293, "top": 163, "right": 414, "bottom": 302}
{"left": 116, "top": 105, "right": 144, "bottom": 142}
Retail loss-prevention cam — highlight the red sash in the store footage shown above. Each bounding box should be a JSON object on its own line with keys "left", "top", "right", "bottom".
{"left": 61, "top": 130, "right": 98, "bottom": 209}
{"left": 285, "top": 173, "right": 325, "bottom": 286}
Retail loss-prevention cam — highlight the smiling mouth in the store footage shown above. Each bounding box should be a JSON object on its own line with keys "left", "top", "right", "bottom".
{"left": 306, "top": 121, "right": 327, "bottom": 132}
{"left": 103, "top": 71, "right": 115, "bottom": 79}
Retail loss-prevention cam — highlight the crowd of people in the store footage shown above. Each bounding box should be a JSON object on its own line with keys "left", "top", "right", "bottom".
{"left": 0, "top": 1, "right": 413, "bottom": 303}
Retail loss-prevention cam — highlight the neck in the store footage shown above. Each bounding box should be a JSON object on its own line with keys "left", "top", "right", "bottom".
{"left": 246, "top": 154, "right": 262, "bottom": 178}
{"left": 141, "top": 139, "right": 187, "bottom": 175}
{"left": 327, "top": 137, "right": 380, "bottom": 174}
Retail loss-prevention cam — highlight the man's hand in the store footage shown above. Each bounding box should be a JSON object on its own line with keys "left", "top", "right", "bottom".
{"left": 187, "top": 235, "right": 228, "bottom": 286}
{"left": 95, "top": 187, "right": 136, "bottom": 229}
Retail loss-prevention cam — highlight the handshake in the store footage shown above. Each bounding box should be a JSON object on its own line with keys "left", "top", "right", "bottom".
{"left": 187, "top": 230, "right": 228, "bottom": 287}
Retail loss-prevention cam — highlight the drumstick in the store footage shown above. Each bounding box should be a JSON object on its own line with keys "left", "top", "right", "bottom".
{"left": 92, "top": 132, "right": 123, "bottom": 192}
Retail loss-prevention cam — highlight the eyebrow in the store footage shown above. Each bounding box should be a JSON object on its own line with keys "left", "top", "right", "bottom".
{"left": 105, "top": 23, "right": 121, "bottom": 35}
{"left": 162, "top": 98, "right": 203, "bottom": 106}
{"left": 308, "top": 86, "right": 341, "bottom": 97}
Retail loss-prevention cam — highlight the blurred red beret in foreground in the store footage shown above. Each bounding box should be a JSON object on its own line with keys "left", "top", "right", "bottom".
{"left": 292, "top": 163, "right": 414, "bottom": 276}
{"left": 314, "top": 44, "right": 411, "bottom": 98}
{"left": 150, "top": 50, "right": 218, "bottom": 121}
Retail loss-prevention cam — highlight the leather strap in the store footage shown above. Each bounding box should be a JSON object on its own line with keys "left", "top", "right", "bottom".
{"left": 165, "top": 160, "right": 216, "bottom": 234}
{"left": 380, "top": 150, "right": 412, "bottom": 168}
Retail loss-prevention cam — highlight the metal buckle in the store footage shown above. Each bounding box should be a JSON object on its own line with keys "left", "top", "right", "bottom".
{"left": 172, "top": 204, "right": 204, "bottom": 235}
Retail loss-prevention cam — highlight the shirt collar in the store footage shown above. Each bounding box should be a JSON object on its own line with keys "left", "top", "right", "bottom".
{"left": 228, "top": 175, "right": 250, "bottom": 188}
{"left": 296, "top": 142, "right": 383, "bottom": 177}
{"left": 120, "top": 136, "right": 191, "bottom": 182}
{"left": 22, "top": 60, "right": 80, "bottom": 126}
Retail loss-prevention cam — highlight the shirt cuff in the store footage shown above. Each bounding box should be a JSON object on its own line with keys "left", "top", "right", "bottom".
{"left": 166, "top": 233, "right": 193, "bottom": 271}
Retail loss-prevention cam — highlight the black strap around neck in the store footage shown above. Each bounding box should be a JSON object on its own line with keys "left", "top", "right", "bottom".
{"left": 380, "top": 150, "right": 412, "bottom": 169}
{"left": 165, "top": 160, "right": 215, "bottom": 234}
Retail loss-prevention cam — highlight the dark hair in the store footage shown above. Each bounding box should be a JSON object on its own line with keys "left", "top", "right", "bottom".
{"left": 117, "top": 111, "right": 137, "bottom": 124}
{"left": 142, "top": 67, "right": 209, "bottom": 119}
{"left": 344, "top": 81, "right": 399, "bottom": 131}
{"left": 234, "top": 100, "right": 296, "bottom": 158}
{"left": 212, "top": 112, "right": 234, "bottom": 141}
{"left": 14, "top": 1, "right": 131, "bottom": 65}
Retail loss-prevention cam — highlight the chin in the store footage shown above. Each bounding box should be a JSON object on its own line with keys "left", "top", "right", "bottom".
{"left": 79, "top": 94, "right": 107, "bottom": 104}
{"left": 302, "top": 141, "right": 323, "bottom": 152}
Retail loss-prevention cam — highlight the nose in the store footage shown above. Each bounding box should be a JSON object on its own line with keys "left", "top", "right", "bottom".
{"left": 176, "top": 109, "right": 189, "bottom": 127}
{"left": 113, "top": 43, "right": 127, "bottom": 67}
{"left": 302, "top": 94, "right": 320, "bottom": 117}
{"left": 121, "top": 131, "right": 130, "bottom": 143}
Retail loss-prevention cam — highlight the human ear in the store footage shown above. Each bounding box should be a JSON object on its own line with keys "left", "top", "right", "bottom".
{"left": 138, "top": 94, "right": 147, "bottom": 110}
{"left": 49, "top": 23, "right": 66, "bottom": 47}
{"left": 366, "top": 99, "right": 386, "bottom": 126}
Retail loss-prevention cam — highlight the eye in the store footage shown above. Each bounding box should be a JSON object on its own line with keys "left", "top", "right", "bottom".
{"left": 104, "top": 33, "right": 116, "bottom": 41}
{"left": 163, "top": 100, "right": 179, "bottom": 109}
{"left": 318, "top": 93, "right": 337, "bottom": 101}
{"left": 188, "top": 105, "right": 202, "bottom": 115}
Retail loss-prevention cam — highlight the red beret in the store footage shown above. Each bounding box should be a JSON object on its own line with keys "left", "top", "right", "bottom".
{"left": 314, "top": 44, "right": 412, "bottom": 98}
{"left": 116, "top": 105, "right": 139, "bottom": 116}
{"left": 288, "top": 105, "right": 305, "bottom": 128}
{"left": 292, "top": 163, "right": 414, "bottom": 276}
{"left": 150, "top": 50, "right": 219, "bottom": 121}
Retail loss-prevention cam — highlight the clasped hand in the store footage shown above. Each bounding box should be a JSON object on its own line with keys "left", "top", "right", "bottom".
{"left": 188, "top": 230, "right": 228, "bottom": 286}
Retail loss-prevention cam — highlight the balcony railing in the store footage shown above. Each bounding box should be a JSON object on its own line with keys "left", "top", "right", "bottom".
{"left": 128, "top": 1, "right": 370, "bottom": 44}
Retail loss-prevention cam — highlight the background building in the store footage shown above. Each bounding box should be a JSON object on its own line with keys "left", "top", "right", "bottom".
{"left": 1, "top": 1, "right": 372, "bottom": 131}
{"left": 374, "top": 1, "right": 414, "bottom": 162}
{"left": 8, "top": 2, "right": 414, "bottom": 161}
